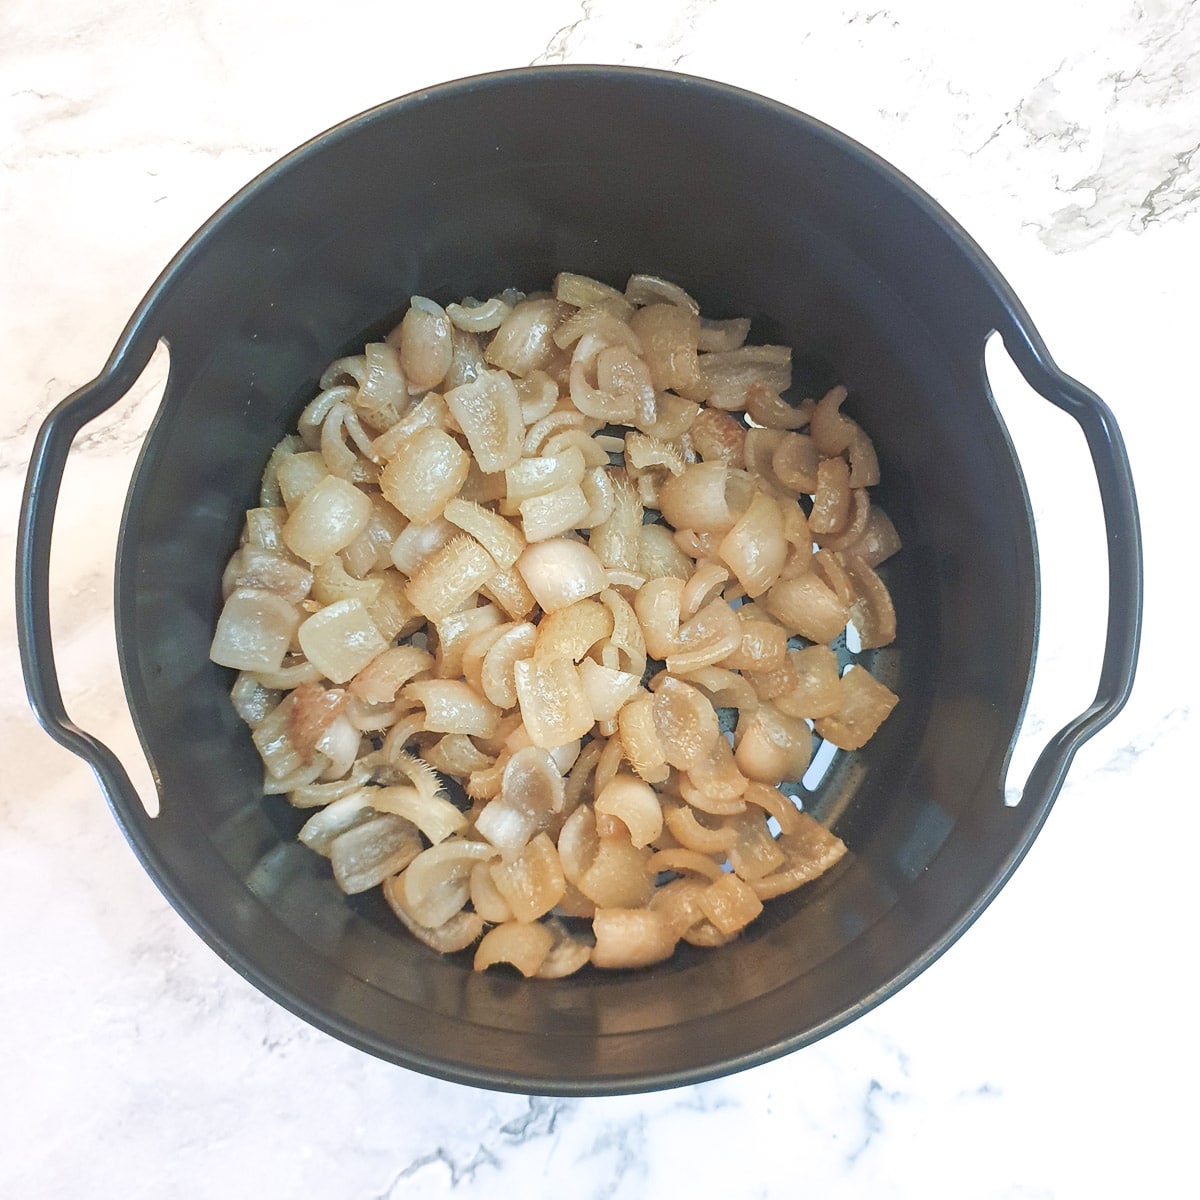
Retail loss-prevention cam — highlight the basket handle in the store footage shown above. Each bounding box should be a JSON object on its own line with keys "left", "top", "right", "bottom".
{"left": 996, "top": 317, "right": 1143, "bottom": 806}
{"left": 16, "top": 326, "right": 164, "bottom": 812}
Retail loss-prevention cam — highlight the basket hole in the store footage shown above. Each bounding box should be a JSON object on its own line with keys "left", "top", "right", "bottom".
{"left": 982, "top": 330, "right": 1108, "bottom": 806}
{"left": 49, "top": 338, "right": 170, "bottom": 818}
{"left": 802, "top": 735, "right": 839, "bottom": 791}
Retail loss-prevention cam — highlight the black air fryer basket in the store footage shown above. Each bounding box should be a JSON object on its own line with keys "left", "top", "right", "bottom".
{"left": 17, "top": 68, "right": 1142, "bottom": 1095}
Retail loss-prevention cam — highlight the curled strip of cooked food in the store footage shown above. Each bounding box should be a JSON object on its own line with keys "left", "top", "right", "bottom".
{"left": 474, "top": 920, "right": 556, "bottom": 977}
{"left": 594, "top": 773, "right": 664, "bottom": 849}
{"left": 591, "top": 907, "right": 678, "bottom": 969}
{"left": 213, "top": 272, "right": 901, "bottom": 976}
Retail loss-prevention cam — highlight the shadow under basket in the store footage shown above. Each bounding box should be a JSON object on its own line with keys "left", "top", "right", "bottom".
{"left": 17, "top": 66, "right": 1142, "bottom": 1095}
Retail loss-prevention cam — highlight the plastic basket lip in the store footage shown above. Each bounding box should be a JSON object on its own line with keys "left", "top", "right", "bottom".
{"left": 52, "top": 67, "right": 1135, "bottom": 1096}
{"left": 121, "top": 64, "right": 1030, "bottom": 352}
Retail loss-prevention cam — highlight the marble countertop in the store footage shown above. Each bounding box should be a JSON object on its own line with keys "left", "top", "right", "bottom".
{"left": 2, "top": 1, "right": 1193, "bottom": 1196}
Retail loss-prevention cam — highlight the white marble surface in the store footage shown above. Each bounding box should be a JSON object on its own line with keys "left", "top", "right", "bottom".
{"left": 1, "top": 1, "right": 1194, "bottom": 1196}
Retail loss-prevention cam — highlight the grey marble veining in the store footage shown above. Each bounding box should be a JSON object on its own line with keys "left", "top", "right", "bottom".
{"left": 970, "top": 0, "right": 1200, "bottom": 250}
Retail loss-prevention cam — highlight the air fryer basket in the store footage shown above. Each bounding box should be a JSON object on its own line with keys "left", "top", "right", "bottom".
{"left": 17, "top": 67, "right": 1142, "bottom": 1095}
